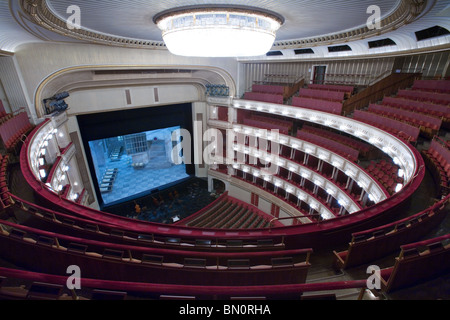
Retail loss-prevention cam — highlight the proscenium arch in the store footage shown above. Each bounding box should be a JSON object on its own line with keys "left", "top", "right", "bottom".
{"left": 33, "top": 64, "right": 237, "bottom": 118}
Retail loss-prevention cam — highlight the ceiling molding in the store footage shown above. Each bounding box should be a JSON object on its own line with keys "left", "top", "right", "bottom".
{"left": 20, "top": 0, "right": 429, "bottom": 52}
{"left": 21, "top": 0, "right": 166, "bottom": 49}
{"left": 272, "top": 0, "right": 429, "bottom": 50}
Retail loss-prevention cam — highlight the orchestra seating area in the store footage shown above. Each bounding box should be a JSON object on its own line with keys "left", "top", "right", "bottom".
{"left": 0, "top": 79, "right": 449, "bottom": 300}
{"left": 178, "top": 194, "right": 279, "bottom": 229}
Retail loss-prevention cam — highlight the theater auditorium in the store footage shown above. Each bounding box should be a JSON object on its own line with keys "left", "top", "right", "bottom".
{"left": 0, "top": 0, "right": 449, "bottom": 302}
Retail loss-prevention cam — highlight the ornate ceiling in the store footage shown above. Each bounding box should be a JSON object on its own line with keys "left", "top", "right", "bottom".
{"left": 1, "top": 0, "right": 449, "bottom": 58}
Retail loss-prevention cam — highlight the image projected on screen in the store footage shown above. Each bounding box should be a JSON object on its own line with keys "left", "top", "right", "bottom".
{"left": 88, "top": 126, "right": 190, "bottom": 206}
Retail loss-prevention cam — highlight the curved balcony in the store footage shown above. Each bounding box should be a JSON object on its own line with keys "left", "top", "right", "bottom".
{"left": 20, "top": 99, "right": 425, "bottom": 249}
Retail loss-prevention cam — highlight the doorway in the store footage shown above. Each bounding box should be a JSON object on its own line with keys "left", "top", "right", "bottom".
{"left": 313, "top": 65, "right": 327, "bottom": 84}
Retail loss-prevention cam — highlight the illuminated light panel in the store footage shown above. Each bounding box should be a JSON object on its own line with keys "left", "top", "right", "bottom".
{"left": 154, "top": 6, "right": 283, "bottom": 57}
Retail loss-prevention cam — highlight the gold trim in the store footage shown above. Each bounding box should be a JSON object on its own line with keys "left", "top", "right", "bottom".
{"left": 21, "top": 0, "right": 165, "bottom": 49}
{"left": 20, "top": 0, "right": 428, "bottom": 51}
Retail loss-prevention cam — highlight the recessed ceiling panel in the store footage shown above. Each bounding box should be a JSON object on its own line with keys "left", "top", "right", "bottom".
{"left": 45, "top": 0, "right": 400, "bottom": 42}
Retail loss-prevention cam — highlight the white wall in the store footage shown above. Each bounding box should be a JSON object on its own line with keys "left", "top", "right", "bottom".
{"left": 66, "top": 115, "right": 100, "bottom": 209}
{"left": 11, "top": 42, "right": 239, "bottom": 121}
{"left": 228, "top": 183, "right": 252, "bottom": 204}
{"left": 192, "top": 101, "right": 208, "bottom": 178}
{"left": 278, "top": 209, "right": 292, "bottom": 226}
{"left": 257, "top": 197, "right": 272, "bottom": 216}
{"left": 66, "top": 84, "right": 199, "bottom": 115}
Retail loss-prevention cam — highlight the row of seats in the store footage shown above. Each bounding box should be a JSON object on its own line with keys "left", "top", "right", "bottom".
{"left": 183, "top": 197, "right": 275, "bottom": 229}
{"left": 0, "top": 112, "right": 33, "bottom": 153}
{"left": 10, "top": 192, "right": 286, "bottom": 251}
{"left": 252, "top": 84, "right": 285, "bottom": 95}
{"left": 298, "top": 88, "right": 345, "bottom": 102}
{"left": 382, "top": 96, "right": 450, "bottom": 125}
{"left": 379, "top": 233, "right": 450, "bottom": 293}
{"left": 0, "top": 218, "right": 312, "bottom": 286}
{"left": 0, "top": 266, "right": 370, "bottom": 300}
{"left": 396, "top": 90, "right": 450, "bottom": 108}
{"left": 301, "top": 124, "right": 373, "bottom": 157}
{"left": 367, "top": 103, "right": 442, "bottom": 138}
{"left": 243, "top": 91, "right": 284, "bottom": 104}
{"left": 242, "top": 114, "right": 292, "bottom": 135}
{"left": 307, "top": 84, "right": 354, "bottom": 98}
{"left": 421, "top": 138, "right": 450, "bottom": 197}
{"left": 333, "top": 194, "right": 449, "bottom": 270}
{"left": 296, "top": 130, "right": 360, "bottom": 162}
{"left": 352, "top": 110, "right": 420, "bottom": 143}
{"left": 291, "top": 96, "right": 343, "bottom": 115}
{"left": 411, "top": 79, "right": 450, "bottom": 94}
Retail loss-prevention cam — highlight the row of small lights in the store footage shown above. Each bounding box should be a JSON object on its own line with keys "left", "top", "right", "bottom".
{"left": 32, "top": 125, "right": 79, "bottom": 202}
{"left": 234, "top": 162, "right": 354, "bottom": 215}
{"left": 232, "top": 101, "right": 410, "bottom": 193}
{"left": 230, "top": 124, "right": 385, "bottom": 203}
{"left": 230, "top": 163, "right": 342, "bottom": 221}
{"left": 229, "top": 142, "right": 358, "bottom": 210}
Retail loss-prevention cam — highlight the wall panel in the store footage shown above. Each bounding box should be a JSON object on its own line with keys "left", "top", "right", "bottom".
{"left": 239, "top": 51, "right": 449, "bottom": 97}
